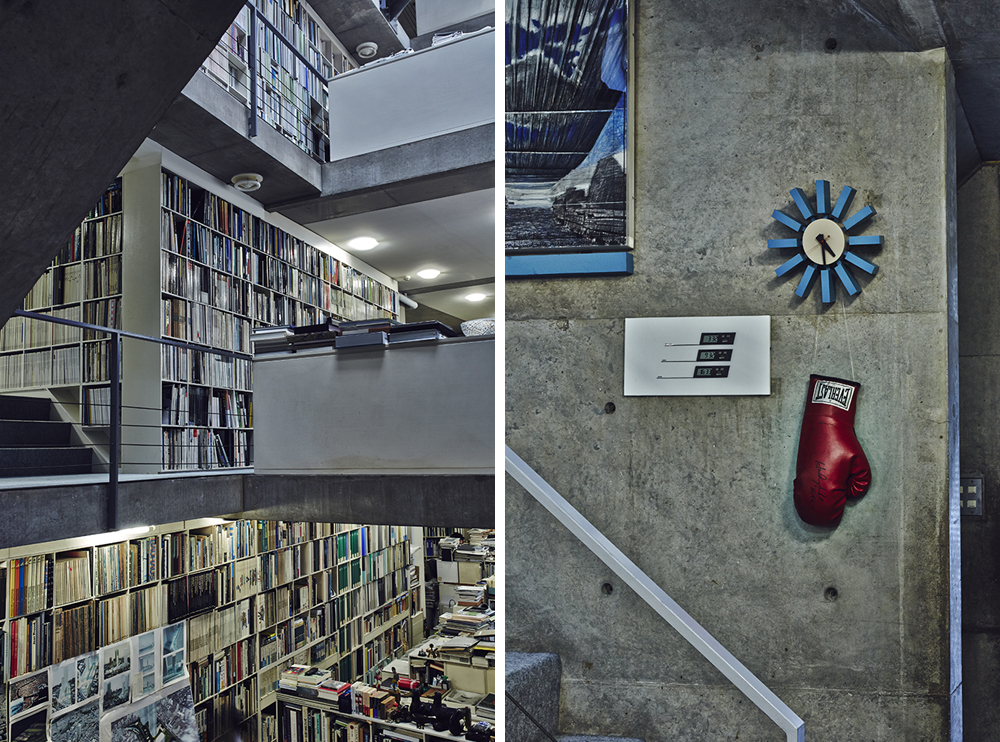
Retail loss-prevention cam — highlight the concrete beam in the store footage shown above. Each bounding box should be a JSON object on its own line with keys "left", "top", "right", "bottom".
{"left": 307, "top": 0, "right": 407, "bottom": 62}
{"left": 150, "top": 71, "right": 323, "bottom": 206}
{"left": 0, "top": 472, "right": 493, "bottom": 549}
{"left": 240, "top": 474, "right": 495, "bottom": 528}
{"left": 274, "top": 124, "right": 494, "bottom": 222}
{"left": 0, "top": 0, "right": 247, "bottom": 326}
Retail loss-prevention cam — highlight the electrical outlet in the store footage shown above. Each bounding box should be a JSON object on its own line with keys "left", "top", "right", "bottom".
{"left": 961, "top": 478, "right": 983, "bottom": 516}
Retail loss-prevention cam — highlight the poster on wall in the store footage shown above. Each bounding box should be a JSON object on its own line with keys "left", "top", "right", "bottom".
{"left": 100, "top": 641, "right": 132, "bottom": 715}
{"left": 49, "top": 700, "right": 99, "bottom": 742}
{"left": 131, "top": 631, "right": 160, "bottom": 701}
{"left": 9, "top": 671, "right": 47, "bottom": 720}
{"left": 49, "top": 654, "right": 101, "bottom": 717}
{"left": 101, "top": 681, "right": 198, "bottom": 742}
{"left": 506, "top": 0, "right": 632, "bottom": 277}
{"left": 161, "top": 622, "right": 187, "bottom": 686}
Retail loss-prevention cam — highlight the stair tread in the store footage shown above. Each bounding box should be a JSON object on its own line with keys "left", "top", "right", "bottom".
{"left": 559, "top": 737, "right": 645, "bottom": 742}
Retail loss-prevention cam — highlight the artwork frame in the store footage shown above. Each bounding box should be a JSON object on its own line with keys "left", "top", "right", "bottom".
{"left": 505, "top": 0, "right": 635, "bottom": 277}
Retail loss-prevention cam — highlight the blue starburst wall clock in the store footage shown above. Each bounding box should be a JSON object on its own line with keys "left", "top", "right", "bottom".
{"left": 768, "top": 180, "right": 883, "bottom": 304}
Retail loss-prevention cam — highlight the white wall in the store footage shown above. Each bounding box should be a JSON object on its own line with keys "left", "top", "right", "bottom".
{"left": 416, "top": 0, "right": 494, "bottom": 35}
{"left": 327, "top": 29, "right": 494, "bottom": 160}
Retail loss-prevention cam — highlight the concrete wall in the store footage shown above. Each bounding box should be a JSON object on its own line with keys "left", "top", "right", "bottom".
{"left": 506, "top": 7, "right": 956, "bottom": 740}
{"left": 957, "top": 165, "right": 1000, "bottom": 740}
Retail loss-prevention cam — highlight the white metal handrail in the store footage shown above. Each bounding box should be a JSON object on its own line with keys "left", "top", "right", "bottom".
{"left": 505, "top": 446, "right": 805, "bottom": 742}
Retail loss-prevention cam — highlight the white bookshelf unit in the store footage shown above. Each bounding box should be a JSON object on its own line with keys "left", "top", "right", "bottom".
{"left": 0, "top": 520, "right": 418, "bottom": 742}
{"left": 0, "top": 153, "right": 400, "bottom": 475}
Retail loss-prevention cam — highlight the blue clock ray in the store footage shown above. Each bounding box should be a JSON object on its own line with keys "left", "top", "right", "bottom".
{"left": 768, "top": 180, "right": 883, "bottom": 304}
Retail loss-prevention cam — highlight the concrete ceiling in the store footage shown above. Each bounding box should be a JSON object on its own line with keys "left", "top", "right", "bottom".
{"left": 305, "top": 189, "right": 496, "bottom": 320}
{"left": 842, "top": 0, "right": 1000, "bottom": 179}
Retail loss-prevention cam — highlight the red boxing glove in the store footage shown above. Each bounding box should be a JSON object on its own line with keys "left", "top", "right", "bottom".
{"left": 793, "top": 375, "right": 871, "bottom": 526}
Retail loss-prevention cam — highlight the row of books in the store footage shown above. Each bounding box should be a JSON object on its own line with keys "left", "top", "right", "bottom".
{"left": 161, "top": 383, "right": 252, "bottom": 429}
{"left": 53, "top": 552, "right": 91, "bottom": 605}
{"left": 192, "top": 636, "right": 257, "bottom": 703}
{"left": 83, "top": 254, "right": 122, "bottom": 299}
{"left": 95, "top": 583, "right": 166, "bottom": 646}
{"left": 161, "top": 344, "right": 253, "bottom": 390}
{"left": 52, "top": 601, "right": 96, "bottom": 663}
{"left": 159, "top": 169, "right": 396, "bottom": 307}
{"left": 82, "top": 385, "right": 111, "bottom": 425}
{"left": 9, "top": 555, "right": 52, "bottom": 617}
{"left": 161, "top": 297, "right": 253, "bottom": 352}
{"left": 9, "top": 611, "right": 52, "bottom": 678}
{"left": 161, "top": 427, "right": 250, "bottom": 470}
{"left": 71, "top": 212, "right": 123, "bottom": 260}
{"left": 94, "top": 537, "right": 160, "bottom": 596}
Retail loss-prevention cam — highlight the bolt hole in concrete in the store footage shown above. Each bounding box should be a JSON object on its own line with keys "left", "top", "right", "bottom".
{"left": 824, "top": 586, "right": 839, "bottom": 601}
{"left": 602, "top": 582, "right": 614, "bottom": 595}
{"left": 825, "top": 37, "right": 838, "bottom": 51}
{"left": 604, "top": 402, "right": 616, "bottom": 414}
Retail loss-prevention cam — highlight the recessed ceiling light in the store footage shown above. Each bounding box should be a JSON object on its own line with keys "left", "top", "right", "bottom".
{"left": 348, "top": 237, "right": 378, "bottom": 251}
{"left": 417, "top": 269, "right": 441, "bottom": 279}
{"left": 465, "top": 293, "right": 486, "bottom": 302}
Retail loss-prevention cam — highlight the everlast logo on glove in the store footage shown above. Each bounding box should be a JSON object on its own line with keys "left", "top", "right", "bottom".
{"left": 811, "top": 379, "right": 854, "bottom": 411}
{"left": 793, "top": 374, "right": 872, "bottom": 526}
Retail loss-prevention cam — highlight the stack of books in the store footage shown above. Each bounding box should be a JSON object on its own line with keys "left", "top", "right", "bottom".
{"left": 295, "top": 666, "right": 331, "bottom": 697}
{"left": 475, "top": 693, "right": 495, "bottom": 722}
{"left": 251, "top": 326, "right": 293, "bottom": 355}
{"left": 278, "top": 664, "right": 311, "bottom": 691}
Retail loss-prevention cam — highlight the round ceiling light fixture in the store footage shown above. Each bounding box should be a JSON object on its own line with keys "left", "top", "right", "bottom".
{"left": 465, "top": 292, "right": 486, "bottom": 302}
{"left": 348, "top": 236, "right": 379, "bottom": 251}
{"left": 356, "top": 41, "right": 379, "bottom": 59}
{"left": 417, "top": 269, "right": 441, "bottom": 279}
{"left": 231, "top": 173, "right": 263, "bottom": 192}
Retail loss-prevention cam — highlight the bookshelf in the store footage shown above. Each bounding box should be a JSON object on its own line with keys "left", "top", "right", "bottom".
{"left": 275, "top": 691, "right": 490, "bottom": 742}
{"left": 0, "top": 520, "right": 417, "bottom": 742}
{"left": 0, "top": 180, "right": 122, "bottom": 426}
{"left": 0, "top": 154, "right": 399, "bottom": 475}
{"left": 200, "top": 0, "right": 359, "bottom": 162}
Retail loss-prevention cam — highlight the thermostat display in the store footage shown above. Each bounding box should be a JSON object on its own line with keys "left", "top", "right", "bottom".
{"left": 624, "top": 316, "right": 771, "bottom": 396}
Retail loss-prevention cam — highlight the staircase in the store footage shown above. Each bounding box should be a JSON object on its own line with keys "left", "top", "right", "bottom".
{"left": 0, "top": 395, "right": 94, "bottom": 477}
{"left": 506, "top": 653, "right": 644, "bottom": 742}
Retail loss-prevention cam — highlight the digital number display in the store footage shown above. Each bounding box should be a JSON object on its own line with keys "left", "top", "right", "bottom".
{"left": 693, "top": 366, "right": 730, "bottom": 378}
{"left": 700, "top": 332, "right": 736, "bottom": 345}
{"left": 696, "top": 349, "right": 733, "bottom": 362}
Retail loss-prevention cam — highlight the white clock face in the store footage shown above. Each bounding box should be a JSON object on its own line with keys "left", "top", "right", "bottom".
{"left": 802, "top": 218, "right": 845, "bottom": 266}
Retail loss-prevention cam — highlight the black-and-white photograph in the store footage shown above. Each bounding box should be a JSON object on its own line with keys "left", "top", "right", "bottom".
{"left": 162, "top": 651, "right": 185, "bottom": 685}
{"left": 102, "top": 671, "right": 131, "bottom": 714}
{"left": 50, "top": 700, "right": 99, "bottom": 742}
{"left": 76, "top": 653, "right": 99, "bottom": 702}
{"left": 9, "top": 671, "right": 48, "bottom": 718}
{"left": 49, "top": 659, "right": 76, "bottom": 714}
{"left": 162, "top": 622, "right": 184, "bottom": 655}
{"left": 102, "top": 641, "right": 131, "bottom": 679}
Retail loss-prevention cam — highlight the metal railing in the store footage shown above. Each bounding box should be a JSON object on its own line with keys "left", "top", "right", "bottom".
{"left": 505, "top": 446, "right": 805, "bottom": 742}
{"left": 200, "top": 2, "right": 331, "bottom": 162}
{"left": 7, "top": 309, "right": 254, "bottom": 531}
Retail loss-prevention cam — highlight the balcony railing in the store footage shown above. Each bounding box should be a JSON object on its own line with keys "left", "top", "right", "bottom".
{"left": 200, "top": 2, "right": 332, "bottom": 162}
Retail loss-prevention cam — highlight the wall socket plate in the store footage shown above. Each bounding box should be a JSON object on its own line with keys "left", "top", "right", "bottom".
{"left": 961, "top": 477, "right": 984, "bottom": 516}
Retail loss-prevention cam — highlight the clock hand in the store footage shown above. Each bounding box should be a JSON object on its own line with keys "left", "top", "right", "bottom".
{"left": 816, "top": 233, "right": 837, "bottom": 259}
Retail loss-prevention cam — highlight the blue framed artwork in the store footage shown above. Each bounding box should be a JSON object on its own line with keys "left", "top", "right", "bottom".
{"left": 505, "top": 0, "right": 633, "bottom": 277}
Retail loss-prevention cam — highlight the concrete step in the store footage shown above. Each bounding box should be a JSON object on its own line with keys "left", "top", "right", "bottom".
{"left": 0, "top": 395, "right": 51, "bottom": 422}
{"left": 0, "top": 419, "right": 73, "bottom": 447}
{"left": 558, "top": 737, "right": 645, "bottom": 742}
{"left": 507, "top": 652, "right": 561, "bottom": 742}
{"left": 0, "top": 446, "right": 92, "bottom": 477}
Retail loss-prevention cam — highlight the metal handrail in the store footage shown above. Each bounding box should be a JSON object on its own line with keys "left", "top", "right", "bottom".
{"left": 12, "top": 309, "right": 253, "bottom": 530}
{"left": 505, "top": 446, "right": 805, "bottom": 742}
